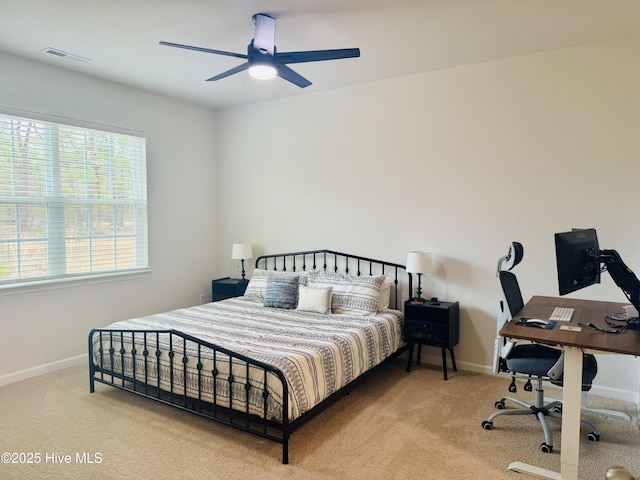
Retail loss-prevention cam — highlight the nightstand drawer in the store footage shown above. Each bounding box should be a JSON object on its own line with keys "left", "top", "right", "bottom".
{"left": 405, "top": 303, "right": 451, "bottom": 325}
{"left": 405, "top": 322, "right": 448, "bottom": 344}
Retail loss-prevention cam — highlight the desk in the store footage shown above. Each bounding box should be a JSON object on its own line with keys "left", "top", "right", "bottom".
{"left": 499, "top": 295, "right": 640, "bottom": 480}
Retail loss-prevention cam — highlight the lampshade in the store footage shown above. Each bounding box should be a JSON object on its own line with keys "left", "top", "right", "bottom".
{"left": 231, "top": 243, "right": 253, "bottom": 260}
{"left": 405, "top": 251, "right": 434, "bottom": 274}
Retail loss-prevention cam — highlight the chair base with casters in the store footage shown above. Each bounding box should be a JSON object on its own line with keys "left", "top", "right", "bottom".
{"left": 482, "top": 376, "right": 600, "bottom": 453}
{"left": 482, "top": 343, "right": 600, "bottom": 453}
{"left": 543, "top": 391, "right": 632, "bottom": 422}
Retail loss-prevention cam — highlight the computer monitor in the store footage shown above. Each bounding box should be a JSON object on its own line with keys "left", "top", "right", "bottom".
{"left": 554, "top": 228, "right": 601, "bottom": 295}
{"left": 555, "top": 228, "right": 640, "bottom": 328}
{"left": 599, "top": 248, "right": 640, "bottom": 326}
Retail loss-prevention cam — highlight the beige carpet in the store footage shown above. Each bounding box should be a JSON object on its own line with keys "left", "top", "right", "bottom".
{"left": 1, "top": 356, "right": 638, "bottom": 480}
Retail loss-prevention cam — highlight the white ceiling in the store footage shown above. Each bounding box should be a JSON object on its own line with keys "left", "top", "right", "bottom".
{"left": 2, "top": 0, "right": 640, "bottom": 110}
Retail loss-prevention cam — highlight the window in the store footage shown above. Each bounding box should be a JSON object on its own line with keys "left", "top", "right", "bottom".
{"left": 0, "top": 112, "right": 148, "bottom": 287}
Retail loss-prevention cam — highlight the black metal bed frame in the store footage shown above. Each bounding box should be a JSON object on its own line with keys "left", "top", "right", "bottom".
{"left": 88, "top": 249, "right": 410, "bottom": 464}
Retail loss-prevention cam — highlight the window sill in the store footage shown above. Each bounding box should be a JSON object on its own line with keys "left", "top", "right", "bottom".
{"left": 0, "top": 269, "right": 153, "bottom": 296}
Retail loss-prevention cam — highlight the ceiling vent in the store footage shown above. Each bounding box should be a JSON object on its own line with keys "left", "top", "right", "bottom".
{"left": 41, "top": 47, "right": 90, "bottom": 63}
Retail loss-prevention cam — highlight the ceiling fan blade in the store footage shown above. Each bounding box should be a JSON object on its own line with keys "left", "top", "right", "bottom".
{"left": 159, "top": 41, "right": 247, "bottom": 60}
{"left": 206, "top": 63, "right": 250, "bottom": 82}
{"left": 277, "top": 65, "right": 312, "bottom": 88}
{"left": 252, "top": 13, "right": 275, "bottom": 55}
{"left": 276, "top": 48, "right": 360, "bottom": 65}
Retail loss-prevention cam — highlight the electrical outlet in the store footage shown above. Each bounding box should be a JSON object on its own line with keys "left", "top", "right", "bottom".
{"left": 200, "top": 294, "right": 210, "bottom": 304}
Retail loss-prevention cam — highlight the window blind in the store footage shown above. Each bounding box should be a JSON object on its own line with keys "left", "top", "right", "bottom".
{"left": 0, "top": 113, "right": 148, "bottom": 287}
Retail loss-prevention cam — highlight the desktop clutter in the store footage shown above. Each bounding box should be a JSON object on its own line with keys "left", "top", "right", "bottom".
{"left": 515, "top": 228, "right": 640, "bottom": 333}
{"left": 502, "top": 228, "right": 640, "bottom": 334}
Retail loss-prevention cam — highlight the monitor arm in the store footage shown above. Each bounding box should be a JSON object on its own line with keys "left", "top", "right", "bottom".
{"left": 597, "top": 249, "right": 640, "bottom": 322}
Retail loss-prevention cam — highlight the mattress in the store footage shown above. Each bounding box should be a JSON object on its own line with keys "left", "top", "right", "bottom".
{"left": 91, "top": 297, "right": 404, "bottom": 422}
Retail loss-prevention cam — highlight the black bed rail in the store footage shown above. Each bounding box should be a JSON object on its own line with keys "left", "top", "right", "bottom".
{"left": 88, "top": 328, "right": 292, "bottom": 463}
{"left": 89, "top": 249, "right": 411, "bottom": 464}
{"left": 255, "top": 249, "right": 411, "bottom": 310}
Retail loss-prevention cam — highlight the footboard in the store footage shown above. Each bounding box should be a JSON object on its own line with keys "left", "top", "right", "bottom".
{"left": 88, "top": 328, "right": 292, "bottom": 463}
{"left": 89, "top": 248, "right": 411, "bottom": 464}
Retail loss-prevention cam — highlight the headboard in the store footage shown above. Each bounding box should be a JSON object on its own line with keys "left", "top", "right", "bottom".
{"left": 255, "top": 249, "right": 412, "bottom": 310}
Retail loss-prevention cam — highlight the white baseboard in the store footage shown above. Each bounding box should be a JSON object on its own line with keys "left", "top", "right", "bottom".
{"left": 416, "top": 353, "right": 638, "bottom": 403}
{"left": 588, "top": 384, "right": 638, "bottom": 404}
{"left": 0, "top": 354, "right": 87, "bottom": 387}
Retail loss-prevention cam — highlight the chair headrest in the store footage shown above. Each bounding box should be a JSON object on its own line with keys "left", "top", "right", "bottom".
{"left": 503, "top": 242, "right": 524, "bottom": 271}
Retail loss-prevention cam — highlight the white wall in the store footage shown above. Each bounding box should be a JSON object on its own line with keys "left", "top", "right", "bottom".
{"left": 1, "top": 38, "right": 639, "bottom": 402}
{"left": 0, "top": 52, "right": 219, "bottom": 382}
{"left": 215, "top": 38, "right": 640, "bottom": 401}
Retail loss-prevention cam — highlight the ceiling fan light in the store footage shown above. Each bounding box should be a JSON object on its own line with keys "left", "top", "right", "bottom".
{"left": 249, "top": 64, "right": 277, "bottom": 80}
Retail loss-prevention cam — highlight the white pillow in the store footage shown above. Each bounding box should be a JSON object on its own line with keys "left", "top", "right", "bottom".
{"left": 307, "top": 271, "right": 384, "bottom": 315}
{"left": 377, "top": 276, "right": 393, "bottom": 312}
{"left": 243, "top": 269, "right": 270, "bottom": 302}
{"left": 297, "top": 285, "right": 333, "bottom": 314}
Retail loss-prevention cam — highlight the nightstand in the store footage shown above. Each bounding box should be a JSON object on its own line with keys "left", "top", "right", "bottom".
{"left": 212, "top": 277, "right": 249, "bottom": 302}
{"left": 404, "top": 299, "right": 460, "bottom": 380}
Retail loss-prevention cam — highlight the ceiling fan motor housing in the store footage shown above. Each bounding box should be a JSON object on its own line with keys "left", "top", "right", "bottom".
{"left": 248, "top": 40, "right": 276, "bottom": 67}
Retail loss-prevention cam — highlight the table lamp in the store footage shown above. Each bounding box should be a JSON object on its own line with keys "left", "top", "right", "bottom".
{"left": 231, "top": 243, "right": 253, "bottom": 280}
{"left": 406, "top": 251, "right": 434, "bottom": 304}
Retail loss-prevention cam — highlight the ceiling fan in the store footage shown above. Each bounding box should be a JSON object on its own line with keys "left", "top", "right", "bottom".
{"left": 160, "top": 13, "right": 360, "bottom": 88}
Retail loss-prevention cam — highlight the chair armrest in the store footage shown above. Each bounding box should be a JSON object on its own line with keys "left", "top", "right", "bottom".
{"left": 493, "top": 336, "right": 515, "bottom": 374}
{"left": 547, "top": 351, "right": 564, "bottom": 380}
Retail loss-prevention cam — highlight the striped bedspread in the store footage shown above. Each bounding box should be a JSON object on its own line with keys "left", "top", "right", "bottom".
{"left": 92, "top": 297, "right": 404, "bottom": 422}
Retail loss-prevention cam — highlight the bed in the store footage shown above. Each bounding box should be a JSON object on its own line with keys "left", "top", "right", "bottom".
{"left": 88, "top": 249, "right": 411, "bottom": 463}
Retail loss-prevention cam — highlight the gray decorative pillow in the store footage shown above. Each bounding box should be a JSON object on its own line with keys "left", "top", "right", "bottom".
{"left": 244, "top": 269, "right": 308, "bottom": 302}
{"left": 263, "top": 275, "right": 300, "bottom": 309}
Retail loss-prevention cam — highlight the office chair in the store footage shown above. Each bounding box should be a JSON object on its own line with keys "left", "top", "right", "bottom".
{"left": 481, "top": 242, "right": 600, "bottom": 453}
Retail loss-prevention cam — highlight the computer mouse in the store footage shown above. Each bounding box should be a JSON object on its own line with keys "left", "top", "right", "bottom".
{"left": 526, "top": 318, "right": 549, "bottom": 325}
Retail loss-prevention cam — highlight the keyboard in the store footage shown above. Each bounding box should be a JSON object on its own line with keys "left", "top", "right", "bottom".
{"left": 549, "top": 306, "right": 574, "bottom": 322}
